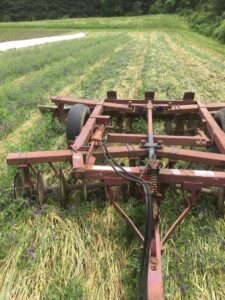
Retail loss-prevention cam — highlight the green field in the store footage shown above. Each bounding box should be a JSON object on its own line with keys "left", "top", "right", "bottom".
{"left": 0, "top": 15, "right": 224, "bottom": 300}
{"left": 0, "top": 15, "right": 188, "bottom": 30}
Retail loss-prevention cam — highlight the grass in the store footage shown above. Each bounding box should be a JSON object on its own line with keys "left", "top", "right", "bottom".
{"left": 0, "top": 14, "right": 188, "bottom": 30}
{"left": 0, "top": 15, "right": 225, "bottom": 300}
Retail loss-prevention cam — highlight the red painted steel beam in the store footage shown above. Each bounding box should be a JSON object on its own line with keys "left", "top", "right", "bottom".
{"left": 6, "top": 150, "right": 72, "bottom": 165}
{"left": 148, "top": 224, "right": 165, "bottom": 300}
{"left": 147, "top": 100, "right": 155, "bottom": 159}
{"left": 156, "top": 147, "right": 225, "bottom": 166}
{"left": 111, "top": 200, "right": 144, "bottom": 244}
{"left": 52, "top": 97, "right": 215, "bottom": 116}
{"left": 107, "top": 133, "right": 210, "bottom": 146}
{"left": 81, "top": 165, "right": 143, "bottom": 180}
{"left": 51, "top": 97, "right": 225, "bottom": 116}
{"left": 159, "top": 169, "right": 225, "bottom": 187}
{"left": 167, "top": 102, "right": 225, "bottom": 113}
{"left": 52, "top": 96, "right": 200, "bottom": 106}
{"left": 105, "top": 99, "right": 147, "bottom": 104}
{"left": 6, "top": 146, "right": 147, "bottom": 166}
{"left": 94, "top": 145, "right": 147, "bottom": 158}
{"left": 108, "top": 133, "right": 147, "bottom": 143}
{"left": 105, "top": 99, "right": 198, "bottom": 105}
{"left": 51, "top": 96, "right": 136, "bottom": 112}
{"left": 157, "top": 134, "right": 211, "bottom": 146}
{"left": 9, "top": 146, "right": 225, "bottom": 169}
{"left": 104, "top": 102, "right": 132, "bottom": 112}
{"left": 152, "top": 100, "right": 197, "bottom": 105}
{"left": 10, "top": 145, "right": 225, "bottom": 167}
{"left": 51, "top": 96, "right": 131, "bottom": 112}
{"left": 85, "top": 125, "right": 105, "bottom": 166}
{"left": 72, "top": 151, "right": 85, "bottom": 171}
{"left": 147, "top": 101, "right": 153, "bottom": 133}
{"left": 162, "top": 202, "right": 190, "bottom": 247}
{"left": 51, "top": 96, "right": 96, "bottom": 107}
{"left": 72, "top": 99, "right": 105, "bottom": 150}
{"left": 198, "top": 102, "right": 225, "bottom": 153}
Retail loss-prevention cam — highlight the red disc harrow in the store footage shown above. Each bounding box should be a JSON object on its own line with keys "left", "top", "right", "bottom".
{"left": 6, "top": 91, "right": 225, "bottom": 299}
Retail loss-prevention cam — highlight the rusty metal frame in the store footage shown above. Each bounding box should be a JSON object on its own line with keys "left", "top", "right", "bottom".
{"left": 6, "top": 92, "right": 225, "bottom": 300}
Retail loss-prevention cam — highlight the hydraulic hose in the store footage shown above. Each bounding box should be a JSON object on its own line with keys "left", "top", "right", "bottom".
{"left": 101, "top": 136, "right": 152, "bottom": 300}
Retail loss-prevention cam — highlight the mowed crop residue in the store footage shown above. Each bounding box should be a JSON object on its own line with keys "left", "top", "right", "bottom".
{"left": 164, "top": 32, "right": 225, "bottom": 101}
{"left": 0, "top": 33, "right": 128, "bottom": 140}
{"left": 59, "top": 42, "right": 128, "bottom": 97}
{"left": 0, "top": 112, "right": 40, "bottom": 155}
{"left": 113, "top": 32, "right": 149, "bottom": 99}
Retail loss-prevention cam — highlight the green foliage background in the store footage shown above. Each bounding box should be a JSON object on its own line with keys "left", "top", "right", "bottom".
{"left": 150, "top": 0, "right": 225, "bottom": 42}
{"left": 0, "top": 0, "right": 151, "bottom": 21}
{"left": 0, "top": 0, "right": 225, "bottom": 42}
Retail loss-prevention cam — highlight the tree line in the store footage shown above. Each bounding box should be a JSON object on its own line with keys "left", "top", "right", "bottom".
{"left": 0, "top": 0, "right": 151, "bottom": 21}
{"left": 0, "top": 0, "right": 224, "bottom": 22}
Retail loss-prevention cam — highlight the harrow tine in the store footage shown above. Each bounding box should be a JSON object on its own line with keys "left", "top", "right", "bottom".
{"left": 58, "top": 169, "right": 69, "bottom": 208}
{"left": 36, "top": 171, "right": 47, "bottom": 207}
{"left": 14, "top": 170, "right": 32, "bottom": 200}
{"left": 14, "top": 171, "right": 25, "bottom": 199}
{"left": 83, "top": 181, "right": 88, "bottom": 202}
{"left": 214, "top": 187, "right": 224, "bottom": 217}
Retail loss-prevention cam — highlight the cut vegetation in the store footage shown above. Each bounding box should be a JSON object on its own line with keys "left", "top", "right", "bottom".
{"left": 0, "top": 15, "right": 224, "bottom": 300}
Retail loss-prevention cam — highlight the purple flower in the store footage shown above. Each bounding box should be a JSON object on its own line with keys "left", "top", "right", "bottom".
{"left": 70, "top": 204, "right": 76, "bottom": 210}
{"left": 8, "top": 215, "right": 13, "bottom": 222}
{"left": 26, "top": 247, "right": 36, "bottom": 260}
{"left": 30, "top": 253, "right": 36, "bottom": 260}
{"left": 221, "top": 241, "right": 225, "bottom": 250}
{"left": 198, "top": 211, "right": 204, "bottom": 220}
{"left": 32, "top": 207, "right": 42, "bottom": 217}
{"left": 178, "top": 204, "right": 184, "bottom": 211}
{"left": 23, "top": 200, "right": 29, "bottom": 208}
{"left": 180, "top": 282, "right": 188, "bottom": 294}
{"left": 184, "top": 266, "right": 189, "bottom": 272}
{"left": 7, "top": 233, "right": 15, "bottom": 242}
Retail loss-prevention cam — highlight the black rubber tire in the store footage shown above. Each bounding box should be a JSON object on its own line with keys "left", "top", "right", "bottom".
{"left": 214, "top": 107, "right": 225, "bottom": 132}
{"left": 66, "top": 104, "right": 90, "bottom": 144}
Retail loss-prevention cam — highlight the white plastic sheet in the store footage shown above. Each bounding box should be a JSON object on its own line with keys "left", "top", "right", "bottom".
{"left": 0, "top": 32, "right": 85, "bottom": 51}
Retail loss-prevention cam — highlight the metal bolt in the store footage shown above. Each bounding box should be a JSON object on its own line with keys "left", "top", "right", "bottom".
{"left": 140, "top": 139, "right": 146, "bottom": 147}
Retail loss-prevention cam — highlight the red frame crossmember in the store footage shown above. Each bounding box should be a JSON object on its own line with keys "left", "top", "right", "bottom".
{"left": 6, "top": 93, "right": 225, "bottom": 300}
